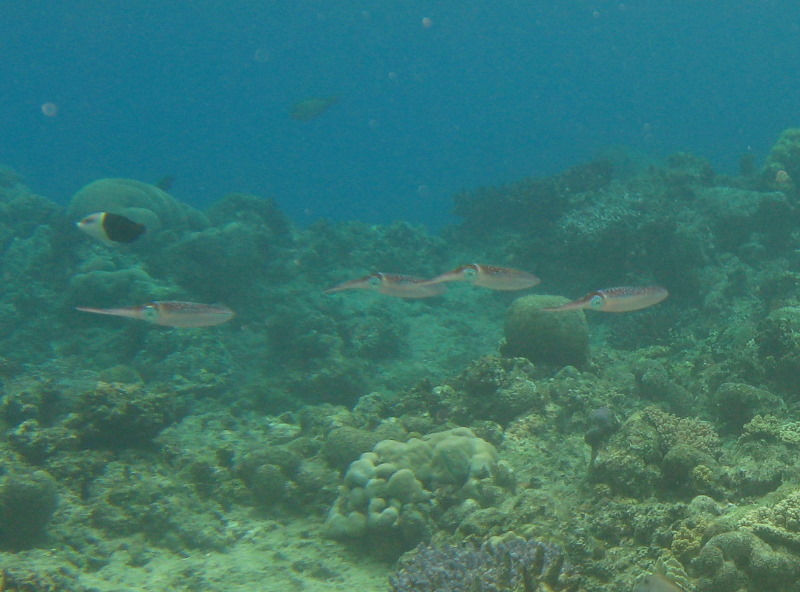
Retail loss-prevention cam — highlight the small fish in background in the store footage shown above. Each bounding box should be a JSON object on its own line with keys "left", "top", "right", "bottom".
{"left": 76, "top": 301, "right": 235, "bottom": 327}
{"left": 426, "top": 264, "right": 541, "bottom": 291}
{"left": 775, "top": 169, "right": 792, "bottom": 186}
{"left": 76, "top": 212, "right": 146, "bottom": 245}
{"left": 155, "top": 175, "right": 175, "bottom": 192}
{"left": 325, "top": 273, "right": 446, "bottom": 299}
{"left": 290, "top": 95, "right": 339, "bottom": 121}
{"left": 542, "top": 285, "right": 668, "bottom": 313}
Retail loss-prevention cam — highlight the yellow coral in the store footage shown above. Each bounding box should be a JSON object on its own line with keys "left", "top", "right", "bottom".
{"left": 671, "top": 521, "right": 709, "bottom": 562}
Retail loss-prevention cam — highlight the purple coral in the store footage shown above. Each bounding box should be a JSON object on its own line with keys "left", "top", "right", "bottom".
{"left": 389, "top": 536, "right": 579, "bottom": 592}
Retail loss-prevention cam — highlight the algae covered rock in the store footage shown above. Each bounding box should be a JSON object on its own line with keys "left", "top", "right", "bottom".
{"left": 756, "top": 305, "right": 800, "bottom": 393}
{"left": 322, "top": 426, "right": 383, "bottom": 471}
{"left": 67, "top": 382, "right": 185, "bottom": 449}
{"left": 712, "top": 382, "right": 784, "bottom": 434}
{"left": 501, "top": 294, "right": 589, "bottom": 368}
{"left": 441, "top": 356, "right": 545, "bottom": 425}
{"left": 0, "top": 469, "right": 59, "bottom": 549}
{"left": 592, "top": 407, "right": 722, "bottom": 499}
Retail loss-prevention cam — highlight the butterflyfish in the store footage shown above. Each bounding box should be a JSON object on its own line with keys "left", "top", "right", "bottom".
{"left": 77, "top": 212, "right": 146, "bottom": 244}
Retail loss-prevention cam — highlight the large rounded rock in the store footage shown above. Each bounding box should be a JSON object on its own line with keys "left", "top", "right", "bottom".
{"left": 501, "top": 294, "right": 589, "bottom": 367}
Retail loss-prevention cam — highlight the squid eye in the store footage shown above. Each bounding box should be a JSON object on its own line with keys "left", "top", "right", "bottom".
{"left": 589, "top": 295, "right": 605, "bottom": 308}
{"left": 368, "top": 276, "right": 382, "bottom": 287}
{"left": 463, "top": 267, "right": 478, "bottom": 278}
{"left": 142, "top": 305, "right": 159, "bottom": 320}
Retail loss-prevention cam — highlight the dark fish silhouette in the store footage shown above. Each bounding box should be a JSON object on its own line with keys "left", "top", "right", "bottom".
{"left": 155, "top": 175, "right": 175, "bottom": 192}
{"left": 290, "top": 96, "right": 339, "bottom": 121}
{"left": 77, "top": 212, "right": 146, "bottom": 244}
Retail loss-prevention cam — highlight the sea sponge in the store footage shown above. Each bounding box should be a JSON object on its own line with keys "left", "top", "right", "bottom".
{"left": 501, "top": 295, "right": 589, "bottom": 368}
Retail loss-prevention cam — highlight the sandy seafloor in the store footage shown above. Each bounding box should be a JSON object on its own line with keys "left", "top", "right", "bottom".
{"left": 2, "top": 517, "right": 389, "bottom": 591}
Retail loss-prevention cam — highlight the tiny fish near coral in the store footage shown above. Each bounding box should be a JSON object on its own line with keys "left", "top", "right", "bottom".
{"left": 425, "top": 264, "right": 541, "bottom": 291}
{"left": 324, "top": 273, "right": 446, "bottom": 298}
{"left": 542, "top": 285, "right": 668, "bottom": 313}
{"left": 76, "top": 301, "right": 235, "bottom": 327}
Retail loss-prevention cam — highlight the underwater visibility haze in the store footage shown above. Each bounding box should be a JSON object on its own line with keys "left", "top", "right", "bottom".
{"left": 4, "top": 1, "right": 800, "bottom": 226}
{"left": 3, "top": 2, "right": 800, "bottom": 592}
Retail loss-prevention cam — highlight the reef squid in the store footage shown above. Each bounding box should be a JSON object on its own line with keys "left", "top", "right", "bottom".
{"left": 76, "top": 301, "right": 235, "bottom": 327}
{"left": 325, "top": 273, "right": 446, "bottom": 298}
{"left": 542, "top": 285, "right": 668, "bottom": 312}
{"left": 425, "top": 264, "right": 540, "bottom": 291}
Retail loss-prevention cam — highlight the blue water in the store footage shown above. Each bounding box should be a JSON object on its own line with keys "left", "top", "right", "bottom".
{"left": 3, "top": 1, "right": 799, "bottom": 228}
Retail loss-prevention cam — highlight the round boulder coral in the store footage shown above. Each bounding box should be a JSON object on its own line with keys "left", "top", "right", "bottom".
{"left": 501, "top": 295, "right": 589, "bottom": 367}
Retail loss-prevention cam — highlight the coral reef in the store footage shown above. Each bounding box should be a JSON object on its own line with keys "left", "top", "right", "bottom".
{"left": 390, "top": 533, "right": 580, "bottom": 592}
{"left": 453, "top": 159, "right": 613, "bottom": 234}
{"left": 4, "top": 128, "right": 800, "bottom": 592}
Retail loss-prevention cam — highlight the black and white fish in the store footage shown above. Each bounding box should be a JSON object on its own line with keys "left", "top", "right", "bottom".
{"left": 77, "top": 212, "right": 146, "bottom": 244}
